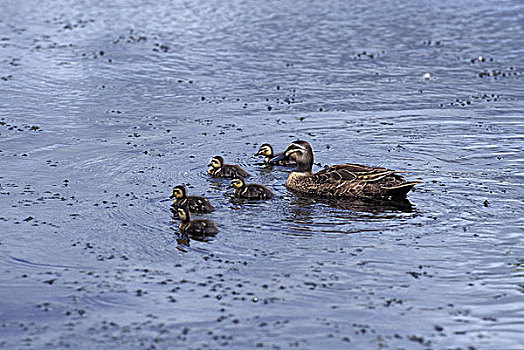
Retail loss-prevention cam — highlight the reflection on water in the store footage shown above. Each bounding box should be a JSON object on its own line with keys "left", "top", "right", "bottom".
{"left": 282, "top": 192, "right": 416, "bottom": 236}
{"left": 289, "top": 191, "right": 414, "bottom": 213}
{"left": 0, "top": 0, "right": 523, "bottom": 349}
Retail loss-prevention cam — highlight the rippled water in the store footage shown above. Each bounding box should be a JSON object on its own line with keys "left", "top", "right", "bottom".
{"left": 1, "top": 0, "right": 523, "bottom": 349}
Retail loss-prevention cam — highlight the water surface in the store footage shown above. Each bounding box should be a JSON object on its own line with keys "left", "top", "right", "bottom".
{"left": 1, "top": 0, "right": 523, "bottom": 349}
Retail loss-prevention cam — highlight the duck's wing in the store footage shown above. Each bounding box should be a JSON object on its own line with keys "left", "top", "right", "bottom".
{"left": 314, "top": 163, "right": 398, "bottom": 183}
{"left": 250, "top": 184, "right": 274, "bottom": 198}
{"left": 200, "top": 220, "right": 219, "bottom": 235}
{"left": 223, "top": 164, "right": 249, "bottom": 177}
{"left": 187, "top": 197, "right": 215, "bottom": 213}
{"left": 188, "top": 220, "right": 218, "bottom": 236}
{"left": 313, "top": 163, "right": 419, "bottom": 199}
{"left": 239, "top": 184, "right": 273, "bottom": 199}
{"left": 233, "top": 165, "right": 250, "bottom": 177}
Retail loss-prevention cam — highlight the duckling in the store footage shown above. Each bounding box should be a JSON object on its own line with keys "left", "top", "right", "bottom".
{"left": 255, "top": 143, "right": 296, "bottom": 166}
{"left": 229, "top": 177, "right": 274, "bottom": 200}
{"left": 176, "top": 206, "right": 219, "bottom": 236}
{"left": 271, "top": 140, "right": 421, "bottom": 200}
{"left": 207, "top": 155, "right": 250, "bottom": 178}
{"left": 170, "top": 185, "right": 215, "bottom": 213}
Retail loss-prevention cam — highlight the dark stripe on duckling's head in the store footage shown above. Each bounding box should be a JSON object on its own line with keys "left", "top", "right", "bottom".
{"left": 208, "top": 156, "right": 224, "bottom": 168}
{"left": 171, "top": 185, "right": 187, "bottom": 199}
{"left": 255, "top": 143, "right": 273, "bottom": 156}
{"left": 229, "top": 177, "right": 246, "bottom": 189}
{"left": 285, "top": 140, "right": 314, "bottom": 172}
{"left": 177, "top": 206, "right": 190, "bottom": 221}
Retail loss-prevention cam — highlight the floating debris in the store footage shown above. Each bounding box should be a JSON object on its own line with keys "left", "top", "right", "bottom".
{"left": 471, "top": 56, "right": 494, "bottom": 64}
{"left": 478, "top": 69, "right": 519, "bottom": 78}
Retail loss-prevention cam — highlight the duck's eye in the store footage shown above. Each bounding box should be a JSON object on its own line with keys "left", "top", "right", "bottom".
{"left": 285, "top": 149, "right": 300, "bottom": 157}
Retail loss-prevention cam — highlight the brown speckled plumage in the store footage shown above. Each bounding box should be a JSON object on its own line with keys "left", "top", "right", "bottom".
{"left": 207, "top": 155, "right": 249, "bottom": 178}
{"left": 170, "top": 185, "right": 215, "bottom": 213}
{"left": 273, "top": 141, "right": 421, "bottom": 200}
{"left": 229, "top": 177, "right": 274, "bottom": 200}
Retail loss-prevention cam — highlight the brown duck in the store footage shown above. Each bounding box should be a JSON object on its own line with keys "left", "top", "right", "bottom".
{"left": 255, "top": 143, "right": 296, "bottom": 166}
{"left": 170, "top": 185, "right": 215, "bottom": 213}
{"left": 270, "top": 140, "right": 421, "bottom": 200}
{"left": 207, "top": 156, "right": 250, "bottom": 178}
{"left": 176, "top": 206, "right": 219, "bottom": 236}
{"left": 228, "top": 177, "right": 274, "bottom": 200}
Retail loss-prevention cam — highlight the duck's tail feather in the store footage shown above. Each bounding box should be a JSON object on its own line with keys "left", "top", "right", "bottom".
{"left": 383, "top": 181, "right": 422, "bottom": 199}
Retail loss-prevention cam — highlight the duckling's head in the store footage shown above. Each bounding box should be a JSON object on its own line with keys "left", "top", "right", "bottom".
{"left": 170, "top": 185, "right": 187, "bottom": 199}
{"left": 281, "top": 140, "right": 314, "bottom": 172}
{"left": 228, "top": 177, "right": 246, "bottom": 189}
{"left": 255, "top": 144, "right": 274, "bottom": 157}
{"left": 208, "top": 156, "right": 224, "bottom": 169}
{"left": 177, "top": 206, "right": 190, "bottom": 221}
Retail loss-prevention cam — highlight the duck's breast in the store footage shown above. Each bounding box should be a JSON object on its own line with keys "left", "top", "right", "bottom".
{"left": 286, "top": 172, "right": 313, "bottom": 191}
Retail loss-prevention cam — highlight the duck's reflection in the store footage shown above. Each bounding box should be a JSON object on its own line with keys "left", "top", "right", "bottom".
{"left": 171, "top": 227, "right": 216, "bottom": 250}
{"left": 283, "top": 191, "right": 414, "bottom": 226}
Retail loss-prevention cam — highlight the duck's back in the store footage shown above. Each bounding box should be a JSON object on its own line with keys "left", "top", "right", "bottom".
{"left": 173, "top": 197, "right": 214, "bottom": 213}
{"left": 210, "top": 164, "right": 249, "bottom": 178}
{"left": 235, "top": 184, "right": 274, "bottom": 199}
{"left": 180, "top": 220, "right": 219, "bottom": 236}
{"left": 287, "top": 163, "right": 418, "bottom": 200}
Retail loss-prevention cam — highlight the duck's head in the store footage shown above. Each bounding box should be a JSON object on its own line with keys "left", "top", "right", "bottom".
{"left": 208, "top": 156, "right": 224, "bottom": 169}
{"left": 271, "top": 140, "right": 313, "bottom": 172}
{"left": 228, "top": 177, "right": 246, "bottom": 189}
{"left": 170, "top": 185, "right": 187, "bottom": 199}
{"left": 255, "top": 144, "right": 274, "bottom": 157}
{"left": 177, "top": 206, "right": 190, "bottom": 221}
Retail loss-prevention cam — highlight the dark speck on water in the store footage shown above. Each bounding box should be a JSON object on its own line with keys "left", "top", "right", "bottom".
{"left": 0, "top": 0, "right": 523, "bottom": 349}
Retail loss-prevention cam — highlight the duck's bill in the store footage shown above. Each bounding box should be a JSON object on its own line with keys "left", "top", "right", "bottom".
{"left": 169, "top": 193, "right": 175, "bottom": 199}
{"left": 269, "top": 153, "right": 287, "bottom": 164}
{"left": 207, "top": 163, "right": 212, "bottom": 167}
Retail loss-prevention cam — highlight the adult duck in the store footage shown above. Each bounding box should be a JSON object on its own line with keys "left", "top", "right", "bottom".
{"left": 270, "top": 140, "right": 421, "bottom": 200}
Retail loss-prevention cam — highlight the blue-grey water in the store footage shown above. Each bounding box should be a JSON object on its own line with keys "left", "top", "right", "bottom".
{"left": 1, "top": 0, "right": 523, "bottom": 349}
